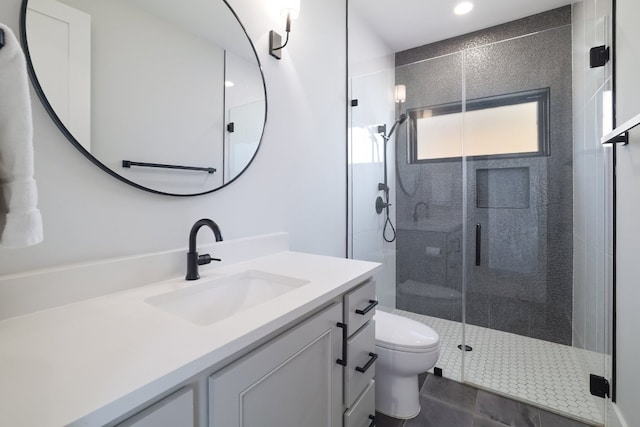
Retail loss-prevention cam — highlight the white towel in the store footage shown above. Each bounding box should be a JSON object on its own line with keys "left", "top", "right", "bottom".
{"left": 0, "top": 23, "right": 43, "bottom": 248}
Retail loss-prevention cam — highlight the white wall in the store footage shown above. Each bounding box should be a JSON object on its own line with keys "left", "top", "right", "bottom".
{"left": 0, "top": 0, "right": 347, "bottom": 279}
{"left": 348, "top": 9, "right": 394, "bottom": 78}
{"left": 613, "top": 0, "right": 640, "bottom": 425}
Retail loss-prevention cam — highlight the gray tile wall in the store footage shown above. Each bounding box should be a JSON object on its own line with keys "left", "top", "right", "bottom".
{"left": 394, "top": 7, "right": 574, "bottom": 345}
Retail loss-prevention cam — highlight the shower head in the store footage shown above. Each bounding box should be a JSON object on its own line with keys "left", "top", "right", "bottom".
{"left": 387, "top": 113, "right": 407, "bottom": 140}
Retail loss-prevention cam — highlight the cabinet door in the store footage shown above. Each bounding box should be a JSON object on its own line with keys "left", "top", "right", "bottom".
{"left": 344, "top": 380, "right": 375, "bottom": 427}
{"left": 116, "top": 388, "right": 194, "bottom": 427}
{"left": 209, "top": 303, "right": 343, "bottom": 427}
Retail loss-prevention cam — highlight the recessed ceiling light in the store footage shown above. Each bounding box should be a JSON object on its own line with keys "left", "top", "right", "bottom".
{"left": 454, "top": 1, "right": 474, "bottom": 15}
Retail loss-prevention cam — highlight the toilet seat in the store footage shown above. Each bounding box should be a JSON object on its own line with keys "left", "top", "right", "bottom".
{"left": 374, "top": 311, "right": 440, "bottom": 353}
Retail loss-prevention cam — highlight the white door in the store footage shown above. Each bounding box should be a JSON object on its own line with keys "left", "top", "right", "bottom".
{"left": 226, "top": 101, "right": 263, "bottom": 182}
{"left": 26, "top": 0, "right": 91, "bottom": 151}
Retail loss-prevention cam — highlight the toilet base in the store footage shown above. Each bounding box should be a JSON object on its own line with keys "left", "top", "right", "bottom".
{"left": 375, "top": 368, "right": 421, "bottom": 419}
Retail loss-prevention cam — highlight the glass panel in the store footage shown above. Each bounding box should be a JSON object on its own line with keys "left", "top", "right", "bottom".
{"left": 461, "top": 18, "right": 609, "bottom": 424}
{"left": 393, "top": 53, "right": 465, "bottom": 382}
{"left": 573, "top": 0, "right": 613, "bottom": 424}
{"left": 349, "top": 69, "right": 397, "bottom": 307}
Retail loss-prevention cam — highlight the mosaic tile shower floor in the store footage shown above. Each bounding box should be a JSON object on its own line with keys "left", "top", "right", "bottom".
{"left": 392, "top": 309, "right": 605, "bottom": 425}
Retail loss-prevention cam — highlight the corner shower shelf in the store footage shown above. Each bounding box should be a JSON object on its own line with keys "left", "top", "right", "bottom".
{"left": 601, "top": 112, "right": 640, "bottom": 145}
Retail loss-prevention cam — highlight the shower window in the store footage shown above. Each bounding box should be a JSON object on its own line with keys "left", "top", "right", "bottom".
{"left": 408, "top": 88, "right": 550, "bottom": 162}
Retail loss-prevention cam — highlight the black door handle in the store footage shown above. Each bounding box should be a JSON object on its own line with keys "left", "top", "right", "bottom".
{"left": 336, "top": 323, "right": 347, "bottom": 366}
{"left": 475, "top": 223, "right": 481, "bottom": 266}
{"left": 356, "top": 352, "right": 378, "bottom": 373}
{"left": 368, "top": 414, "right": 376, "bottom": 427}
{"left": 355, "top": 300, "right": 378, "bottom": 315}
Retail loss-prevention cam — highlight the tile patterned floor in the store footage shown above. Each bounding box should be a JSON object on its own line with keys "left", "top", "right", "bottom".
{"left": 377, "top": 374, "right": 594, "bottom": 427}
{"left": 391, "top": 309, "right": 606, "bottom": 425}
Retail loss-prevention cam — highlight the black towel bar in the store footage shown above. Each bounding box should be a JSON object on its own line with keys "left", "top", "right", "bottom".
{"left": 122, "top": 160, "right": 216, "bottom": 174}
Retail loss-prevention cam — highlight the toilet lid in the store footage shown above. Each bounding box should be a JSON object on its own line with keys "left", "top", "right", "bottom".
{"left": 374, "top": 311, "right": 440, "bottom": 352}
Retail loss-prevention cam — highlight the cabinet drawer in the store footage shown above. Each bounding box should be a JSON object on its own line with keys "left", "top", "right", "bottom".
{"left": 345, "top": 320, "right": 376, "bottom": 408}
{"left": 344, "top": 279, "right": 377, "bottom": 335}
{"left": 344, "top": 380, "right": 375, "bottom": 427}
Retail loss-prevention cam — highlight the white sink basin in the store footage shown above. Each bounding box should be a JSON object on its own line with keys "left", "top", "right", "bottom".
{"left": 145, "top": 270, "right": 309, "bottom": 325}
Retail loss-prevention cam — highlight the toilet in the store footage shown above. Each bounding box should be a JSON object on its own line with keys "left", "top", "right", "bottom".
{"left": 374, "top": 310, "right": 440, "bottom": 419}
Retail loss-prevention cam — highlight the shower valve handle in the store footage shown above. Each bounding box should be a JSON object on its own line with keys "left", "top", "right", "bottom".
{"left": 375, "top": 197, "right": 391, "bottom": 214}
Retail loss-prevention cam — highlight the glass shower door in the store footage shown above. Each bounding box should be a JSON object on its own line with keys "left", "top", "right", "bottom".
{"left": 460, "top": 19, "right": 610, "bottom": 424}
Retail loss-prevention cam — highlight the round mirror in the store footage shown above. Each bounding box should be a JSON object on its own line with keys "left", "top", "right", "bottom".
{"left": 20, "top": 0, "right": 266, "bottom": 196}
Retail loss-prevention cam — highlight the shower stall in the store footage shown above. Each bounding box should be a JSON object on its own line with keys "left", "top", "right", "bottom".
{"left": 348, "top": 3, "right": 614, "bottom": 425}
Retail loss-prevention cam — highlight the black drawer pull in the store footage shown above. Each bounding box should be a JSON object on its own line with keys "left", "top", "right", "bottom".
{"left": 355, "top": 300, "right": 378, "bottom": 315}
{"left": 336, "top": 323, "right": 347, "bottom": 366}
{"left": 368, "top": 414, "right": 376, "bottom": 427}
{"left": 356, "top": 352, "right": 378, "bottom": 373}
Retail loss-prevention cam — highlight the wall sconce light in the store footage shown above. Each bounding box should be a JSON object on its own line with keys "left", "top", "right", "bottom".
{"left": 269, "top": 0, "right": 301, "bottom": 60}
{"left": 395, "top": 85, "right": 406, "bottom": 103}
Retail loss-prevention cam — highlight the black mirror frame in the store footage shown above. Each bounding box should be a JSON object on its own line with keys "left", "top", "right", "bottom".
{"left": 19, "top": 0, "right": 267, "bottom": 197}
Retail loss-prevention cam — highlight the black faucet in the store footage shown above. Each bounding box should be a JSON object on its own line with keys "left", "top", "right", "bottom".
{"left": 186, "top": 219, "right": 223, "bottom": 280}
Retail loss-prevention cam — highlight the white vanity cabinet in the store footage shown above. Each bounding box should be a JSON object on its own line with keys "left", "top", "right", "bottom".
{"left": 116, "top": 388, "right": 195, "bottom": 427}
{"left": 209, "top": 302, "right": 344, "bottom": 427}
{"left": 110, "top": 279, "right": 379, "bottom": 427}
{"left": 342, "top": 280, "right": 378, "bottom": 427}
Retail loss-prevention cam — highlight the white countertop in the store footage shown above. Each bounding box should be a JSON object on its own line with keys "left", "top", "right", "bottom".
{"left": 0, "top": 251, "right": 380, "bottom": 427}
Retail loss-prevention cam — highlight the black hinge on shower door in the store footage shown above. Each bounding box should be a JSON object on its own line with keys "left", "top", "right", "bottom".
{"left": 589, "top": 45, "right": 610, "bottom": 68}
{"left": 589, "top": 374, "right": 610, "bottom": 398}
